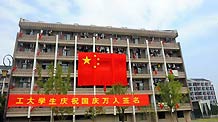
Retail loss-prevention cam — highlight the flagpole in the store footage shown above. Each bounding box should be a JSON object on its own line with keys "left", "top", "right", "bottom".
{"left": 126, "top": 38, "right": 136, "bottom": 122}
{"left": 161, "top": 41, "right": 168, "bottom": 77}
{"left": 73, "top": 35, "right": 78, "bottom": 122}
{"left": 93, "top": 36, "right": 96, "bottom": 95}
{"left": 146, "top": 40, "right": 158, "bottom": 122}
{"left": 28, "top": 33, "right": 39, "bottom": 119}
{"left": 110, "top": 37, "right": 117, "bottom": 116}
{"left": 92, "top": 36, "right": 96, "bottom": 117}
{"left": 49, "top": 35, "right": 59, "bottom": 122}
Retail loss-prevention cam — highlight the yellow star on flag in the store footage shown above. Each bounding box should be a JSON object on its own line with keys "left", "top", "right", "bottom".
{"left": 83, "top": 56, "right": 91, "bottom": 64}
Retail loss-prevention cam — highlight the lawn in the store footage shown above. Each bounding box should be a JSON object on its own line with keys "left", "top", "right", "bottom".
{"left": 192, "top": 118, "right": 218, "bottom": 122}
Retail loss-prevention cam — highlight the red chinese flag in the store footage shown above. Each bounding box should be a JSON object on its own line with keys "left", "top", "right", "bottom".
{"left": 78, "top": 52, "right": 127, "bottom": 86}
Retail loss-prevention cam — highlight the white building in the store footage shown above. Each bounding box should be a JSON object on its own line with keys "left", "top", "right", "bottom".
{"left": 188, "top": 78, "right": 217, "bottom": 105}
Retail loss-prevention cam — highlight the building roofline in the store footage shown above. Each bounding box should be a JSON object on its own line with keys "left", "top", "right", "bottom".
{"left": 19, "top": 18, "right": 178, "bottom": 38}
{"left": 188, "top": 78, "right": 210, "bottom": 81}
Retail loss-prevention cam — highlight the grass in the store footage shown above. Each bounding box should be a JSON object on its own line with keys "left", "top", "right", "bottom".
{"left": 192, "top": 118, "right": 218, "bottom": 122}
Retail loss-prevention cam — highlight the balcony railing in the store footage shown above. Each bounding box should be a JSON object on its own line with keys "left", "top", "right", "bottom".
{"left": 153, "top": 71, "right": 166, "bottom": 78}
{"left": 95, "top": 39, "right": 111, "bottom": 46}
{"left": 37, "top": 52, "right": 55, "bottom": 60}
{"left": 150, "top": 57, "right": 163, "bottom": 62}
{"left": 163, "top": 43, "right": 179, "bottom": 49}
{"left": 77, "top": 38, "right": 93, "bottom": 45}
{"left": 18, "top": 34, "right": 57, "bottom": 43}
{"left": 14, "top": 51, "right": 34, "bottom": 59}
{"left": 39, "top": 36, "right": 56, "bottom": 43}
{"left": 134, "top": 90, "right": 153, "bottom": 94}
{"left": 57, "top": 55, "right": 75, "bottom": 61}
{"left": 148, "top": 42, "right": 161, "bottom": 48}
{"left": 129, "top": 43, "right": 147, "bottom": 48}
{"left": 165, "top": 57, "right": 183, "bottom": 63}
{"left": 131, "top": 58, "right": 148, "bottom": 63}
{"left": 132, "top": 73, "right": 150, "bottom": 78}
{"left": 59, "top": 39, "right": 75, "bottom": 45}
{"left": 10, "top": 88, "right": 31, "bottom": 94}
{"left": 7, "top": 105, "right": 156, "bottom": 117}
{"left": 12, "top": 68, "right": 32, "bottom": 77}
{"left": 18, "top": 34, "right": 36, "bottom": 42}
{"left": 177, "top": 72, "right": 186, "bottom": 78}
{"left": 6, "top": 107, "right": 28, "bottom": 117}
{"left": 156, "top": 103, "right": 191, "bottom": 111}
{"left": 113, "top": 40, "right": 127, "bottom": 47}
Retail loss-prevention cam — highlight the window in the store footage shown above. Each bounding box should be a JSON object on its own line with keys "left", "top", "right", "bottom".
{"left": 64, "top": 34, "right": 71, "bottom": 40}
{"left": 158, "top": 112, "right": 165, "bottom": 119}
{"left": 177, "top": 111, "right": 184, "bottom": 118}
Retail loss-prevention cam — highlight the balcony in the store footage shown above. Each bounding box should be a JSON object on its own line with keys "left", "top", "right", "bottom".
{"left": 11, "top": 68, "right": 53, "bottom": 77}
{"left": 165, "top": 57, "right": 183, "bottom": 63}
{"left": 150, "top": 57, "right": 163, "bottom": 63}
{"left": 31, "top": 107, "right": 51, "bottom": 116}
{"left": 129, "top": 43, "right": 147, "bottom": 48}
{"left": 38, "top": 36, "right": 56, "bottom": 43}
{"left": 6, "top": 106, "right": 140, "bottom": 117}
{"left": 59, "top": 39, "right": 75, "bottom": 45}
{"left": 156, "top": 103, "right": 191, "bottom": 111}
{"left": 14, "top": 51, "right": 34, "bottom": 59}
{"left": 134, "top": 90, "right": 153, "bottom": 94}
{"left": 12, "top": 68, "right": 32, "bottom": 77}
{"left": 153, "top": 71, "right": 166, "bottom": 78}
{"left": 132, "top": 73, "right": 150, "bottom": 79}
{"left": 6, "top": 107, "right": 28, "bottom": 117}
{"left": 10, "top": 88, "right": 31, "bottom": 94}
{"left": 131, "top": 58, "right": 148, "bottom": 63}
{"left": 37, "top": 52, "right": 55, "bottom": 60}
{"left": 113, "top": 40, "right": 127, "bottom": 47}
{"left": 77, "top": 38, "right": 93, "bottom": 45}
{"left": 18, "top": 34, "right": 36, "bottom": 43}
{"left": 57, "top": 55, "right": 75, "bottom": 61}
{"left": 95, "top": 39, "right": 111, "bottom": 46}
{"left": 18, "top": 34, "right": 57, "bottom": 44}
{"left": 177, "top": 72, "right": 186, "bottom": 78}
{"left": 163, "top": 43, "right": 179, "bottom": 49}
{"left": 148, "top": 42, "right": 161, "bottom": 48}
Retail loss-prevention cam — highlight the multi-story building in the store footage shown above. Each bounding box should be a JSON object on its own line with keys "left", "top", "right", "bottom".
{"left": 6, "top": 18, "right": 191, "bottom": 122}
{"left": 188, "top": 78, "right": 217, "bottom": 105}
{"left": 0, "top": 65, "right": 11, "bottom": 95}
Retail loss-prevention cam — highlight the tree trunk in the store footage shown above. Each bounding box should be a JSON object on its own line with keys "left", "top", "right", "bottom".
{"left": 175, "top": 111, "right": 179, "bottom": 122}
{"left": 170, "top": 111, "right": 174, "bottom": 122}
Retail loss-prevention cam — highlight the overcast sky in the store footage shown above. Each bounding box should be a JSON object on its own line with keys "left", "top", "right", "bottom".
{"left": 0, "top": 0, "right": 218, "bottom": 98}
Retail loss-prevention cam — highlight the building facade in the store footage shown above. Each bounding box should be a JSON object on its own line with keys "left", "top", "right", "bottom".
{"left": 6, "top": 18, "right": 191, "bottom": 122}
{"left": 188, "top": 78, "right": 217, "bottom": 105}
{"left": 0, "top": 65, "right": 11, "bottom": 95}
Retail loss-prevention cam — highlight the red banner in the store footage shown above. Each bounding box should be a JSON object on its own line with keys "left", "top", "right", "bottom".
{"left": 8, "top": 94, "right": 149, "bottom": 107}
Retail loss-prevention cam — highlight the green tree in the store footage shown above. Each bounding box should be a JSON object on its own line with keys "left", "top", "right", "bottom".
{"left": 157, "top": 74, "right": 183, "bottom": 122}
{"left": 85, "top": 107, "right": 104, "bottom": 122}
{"left": 139, "top": 106, "right": 156, "bottom": 122}
{"left": 36, "top": 63, "right": 72, "bottom": 121}
{"left": 106, "top": 84, "right": 128, "bottom": 122}
{"left": 211, "top": 104, "right": 218, "bottom": 115}
{"left": 0, "top": 95, "right": 6, "bottom": 122}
